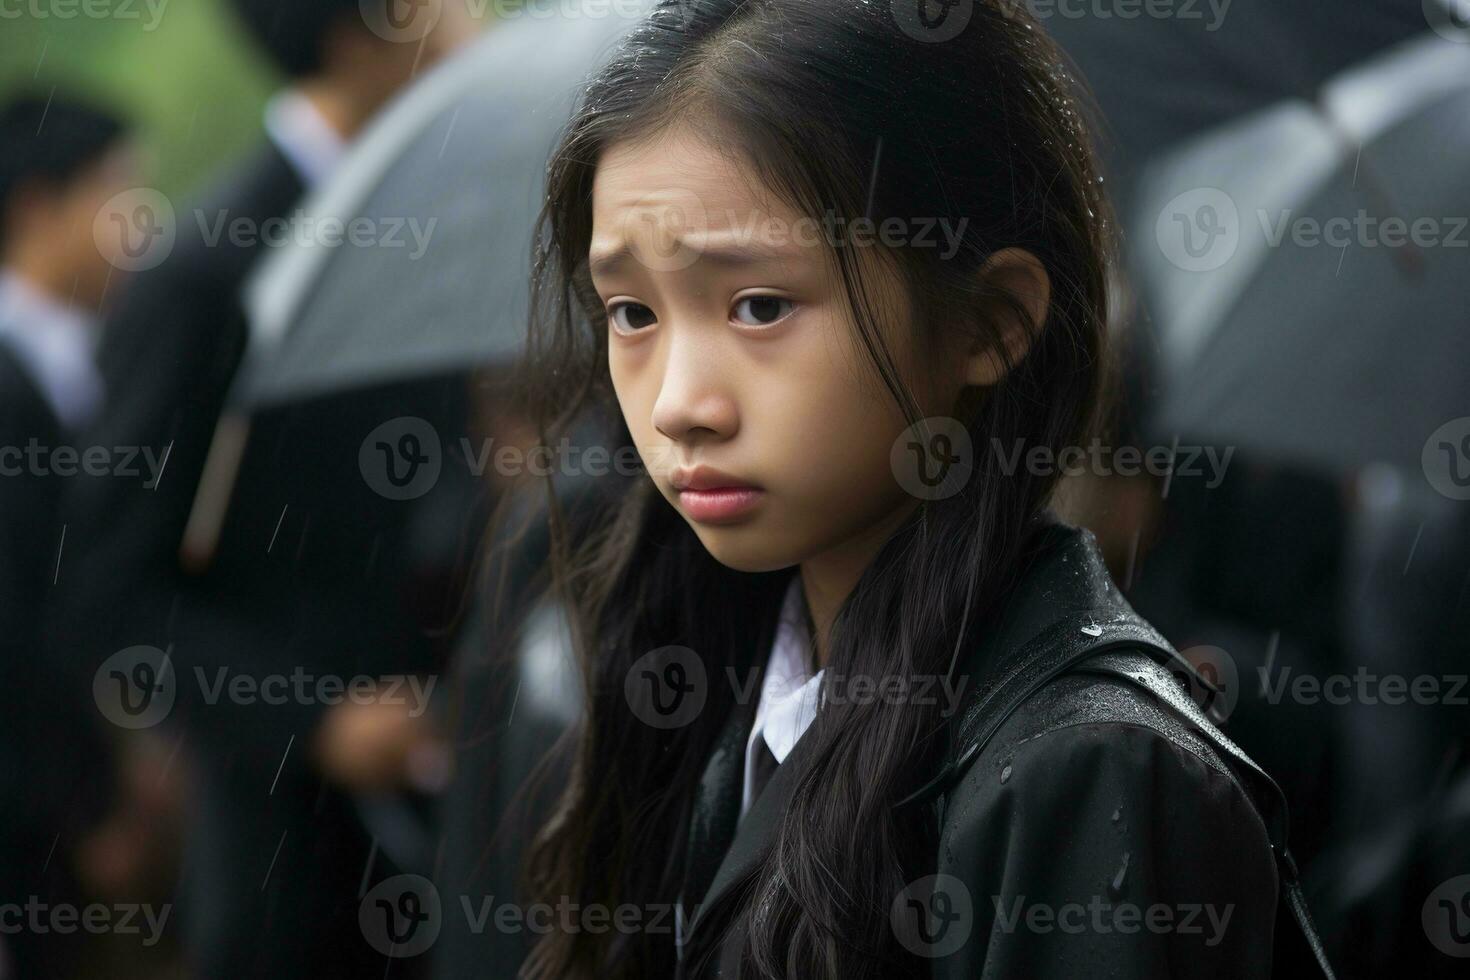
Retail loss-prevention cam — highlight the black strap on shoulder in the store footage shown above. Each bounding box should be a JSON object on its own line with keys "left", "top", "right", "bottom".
{"left": 899, "top": 611, "right": 1336, "bottom": 979}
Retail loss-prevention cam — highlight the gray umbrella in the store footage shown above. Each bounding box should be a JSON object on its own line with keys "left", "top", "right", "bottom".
{"left": 180, "top": 7, "right": 645, "bottom": 563}
{"left": 236, "top": 5, "right": 647, "bottom": 408}
{"left": 1132, "top": 32, "right": 1470, "bottom": 480}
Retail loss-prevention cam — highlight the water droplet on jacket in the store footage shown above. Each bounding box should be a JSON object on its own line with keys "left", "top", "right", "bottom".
{"left": 1109, "top": 851, "right": 1131, "bottom": 896}
{"left": 1111, "top": 807, "right": 1120, "bottom": 823}
{"left": 1081, "top": 623, "right": 1103, "bottom": 637}
{"left": 999, "top": 765, "right": 1012, "bottom": 784}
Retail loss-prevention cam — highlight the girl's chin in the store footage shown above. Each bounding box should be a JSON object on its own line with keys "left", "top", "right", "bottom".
{"left": 690, "top": 525, "right": 802, "bottom": 574}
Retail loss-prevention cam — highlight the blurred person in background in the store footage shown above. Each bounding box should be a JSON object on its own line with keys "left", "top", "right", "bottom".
{"left": 46, "top": 1, "right": 477, "bottom": 977}
{"left": 0, "top": 93, "right": 136, "bottom": 980}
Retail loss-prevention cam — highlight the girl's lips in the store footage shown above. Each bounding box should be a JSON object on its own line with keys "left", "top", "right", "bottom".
{"left": 677, "top": 487, "right": 764, "bottom": 524}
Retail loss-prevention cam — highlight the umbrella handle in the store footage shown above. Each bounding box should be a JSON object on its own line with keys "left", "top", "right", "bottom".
{"left": 179, "top": 413, "right": 251, "bottom": 574}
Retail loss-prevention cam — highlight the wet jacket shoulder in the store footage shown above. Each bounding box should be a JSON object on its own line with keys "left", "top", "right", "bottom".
{"left": 925, "top": 518, "right": 1286, "bottom": 978}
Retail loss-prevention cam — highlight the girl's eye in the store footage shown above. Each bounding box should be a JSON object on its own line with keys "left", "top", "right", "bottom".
{"left": 731, "top": 295, "right": 794, "bottom": 328}
{"left": 608, "top": 301, "right": 658, "bottom": 333}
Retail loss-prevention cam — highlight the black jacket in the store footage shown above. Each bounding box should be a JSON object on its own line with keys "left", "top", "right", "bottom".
{"left": 677, "top": 518, "right": 1331, "bottom": 978}
{"left": 48, "top": 142, "right": 305, "bottom": 679}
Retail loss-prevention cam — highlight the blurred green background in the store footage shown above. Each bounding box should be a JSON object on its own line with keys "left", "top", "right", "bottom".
{"left": 0, "top": 0, "right": 279, "bottom": 195}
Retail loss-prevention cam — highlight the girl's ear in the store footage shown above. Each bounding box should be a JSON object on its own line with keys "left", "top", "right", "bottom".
{"left": 963, "top": 247, "right": 1051, "bottom": 387}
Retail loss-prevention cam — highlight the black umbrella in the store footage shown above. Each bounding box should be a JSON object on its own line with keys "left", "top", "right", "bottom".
{"left": 1132, "top": 32, "right": 1470, "bottom": 480}
{"left": 1044, "top": 0, "right": 1431, "bottom": 215}
{"left": 239, "top": 8, "right": 646, "bottom": 408}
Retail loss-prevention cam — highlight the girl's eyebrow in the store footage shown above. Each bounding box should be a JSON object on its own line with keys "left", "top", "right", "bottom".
{"left": 589, "top": 235, "right": 804, "bottom": 277}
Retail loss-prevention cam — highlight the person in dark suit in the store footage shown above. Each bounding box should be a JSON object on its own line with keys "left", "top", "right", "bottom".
{"left": 0, "top": 93, "right": 134, "bottom": 980}
{"left": 48, "top": 4, "right": 476, "bottom": 977}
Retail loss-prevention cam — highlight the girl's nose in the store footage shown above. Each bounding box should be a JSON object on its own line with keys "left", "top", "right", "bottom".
{"left": 650, "top": 330, "right": 739, "bottom": 445}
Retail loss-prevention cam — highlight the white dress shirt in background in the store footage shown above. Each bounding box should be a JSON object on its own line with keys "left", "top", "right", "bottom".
{"left": 0, "top": 270, "right": 103, "bottom": 431}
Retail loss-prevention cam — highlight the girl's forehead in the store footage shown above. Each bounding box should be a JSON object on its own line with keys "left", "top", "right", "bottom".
{"left": 593, "top": 129, "right": 794, "bottom": 220}
{"left": 590, "top": 132, "right": 821, "bottom": 276}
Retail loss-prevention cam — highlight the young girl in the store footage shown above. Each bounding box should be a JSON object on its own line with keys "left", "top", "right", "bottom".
{"left": 508, "top": 1, "right": 1331, "bottom": 977}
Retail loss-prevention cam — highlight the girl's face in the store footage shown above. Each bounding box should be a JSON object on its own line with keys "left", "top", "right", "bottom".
{"left": 590, "top": 127, "right": 960, "bottom": 573}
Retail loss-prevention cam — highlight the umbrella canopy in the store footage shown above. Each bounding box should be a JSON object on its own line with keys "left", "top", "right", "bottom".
{"left": 180, "top": 7, "right": 646, "bottom": 565}
{"left": 235, "top": 5, "right": 648, "bottom": 409}
{"left": 1044, "top": 0, "right": 1429, "bottom": 215}
{"left": 1132, "top": 32, "right": 1470, "bottom": 478}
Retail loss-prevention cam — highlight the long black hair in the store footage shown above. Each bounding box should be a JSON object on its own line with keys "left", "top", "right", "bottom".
{"left": 508, "top": 1, "right": 1115, "bottom": 976}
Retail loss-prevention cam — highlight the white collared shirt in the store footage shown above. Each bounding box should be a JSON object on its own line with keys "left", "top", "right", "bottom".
{"left": 739, "top": 577, "right": 824, "bottom": 820}
{"left": 263, "top": 89, "right": 347, "bottom": 190}
{"left": 0, "top": 270, "right": 103, "bottom": 431}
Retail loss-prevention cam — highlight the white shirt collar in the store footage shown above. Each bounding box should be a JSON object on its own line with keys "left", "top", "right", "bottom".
{"left": 0, "top": 270, "right": 102, "bottom": 430}
{"left": 263, "top": 89, "right": 346, "bottom": 190}
{"left": 740, "top": 577, "right": 824, "bottom": 820}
